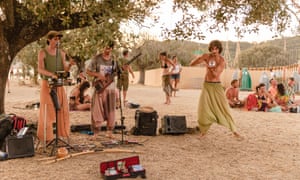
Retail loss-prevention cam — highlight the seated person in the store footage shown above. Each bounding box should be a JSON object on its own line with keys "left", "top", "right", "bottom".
{"left": 246, "top": 83, "right": 268, "bottom": 111}
{"left": 69, "top": 81, "right": 91, "bottom": 111}
{"left": 245, "top": 83, "right": 281, "bottom": 112}
{"left": 286, "top": 77, "right": 300, "bottom": 106}
{"left": 245, "top": 93, "right": 258, "bottom": 111}
{"left": 275, "top": 83, "right": 289, "bottom": 112}
{"left": 225, "top": 79, "right": 244, "bottom": 108}
{"left": 76, "top": 70, "right": 87, "bottom": 84}
{"left": 268, "top": 78, "right": 278, "bottom": 98}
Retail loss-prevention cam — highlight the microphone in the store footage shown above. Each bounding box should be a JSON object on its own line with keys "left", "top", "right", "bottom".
{"left": 56, "top": 42, "right": 60, "bottom": 47}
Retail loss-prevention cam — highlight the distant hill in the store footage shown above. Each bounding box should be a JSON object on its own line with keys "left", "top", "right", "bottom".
{"left": 263, "top": 36, "right": 300, "bottom": 49}
{"left": 195, "top": 36, "right": 300, "bottom": 63}
{"left": 134, "top": 36, "right": 299, "bottom": 69}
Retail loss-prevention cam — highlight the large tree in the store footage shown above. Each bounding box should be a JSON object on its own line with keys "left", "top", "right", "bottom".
{"left": 0, "top": 0, "right": 299, "bottom": 114}
{"left": 0, "top": 0, "right": 158, "bottom": 113}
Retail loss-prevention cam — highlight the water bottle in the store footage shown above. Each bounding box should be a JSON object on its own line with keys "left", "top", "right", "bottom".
{"left": 0, "top": 151, "right": 8, "bottom": 161}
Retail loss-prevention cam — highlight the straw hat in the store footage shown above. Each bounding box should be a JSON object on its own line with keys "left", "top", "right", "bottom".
{"left": 46, "top": 30, "right": 63, "bottom": 39}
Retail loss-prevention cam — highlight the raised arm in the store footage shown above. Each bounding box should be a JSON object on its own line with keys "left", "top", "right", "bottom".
{"left": 165, "top": 58, "right": 175, "bottom": 68}
{"left": 62, "top": 52, "right": 76, "bottom": 72}
{"left": 189, "top": 54, "right": 207, "bottom": 66}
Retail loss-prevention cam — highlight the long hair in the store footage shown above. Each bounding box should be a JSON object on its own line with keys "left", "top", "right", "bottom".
{"left": 256, "top": 83, "right": 265, "bottom": 93}
{"left": 79, "top": 81, "right": 90, "bottom": 103}
{"left": 277, "top": 83, "right": 286, "bottom": 96}
{"left": 208, "top": 40, "right": 223, "bottom": 53}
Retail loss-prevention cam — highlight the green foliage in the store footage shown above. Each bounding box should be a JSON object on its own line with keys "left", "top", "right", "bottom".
{"left": 238, "top": 44, "right": 293, "bottom": 68}
{"left": 20, "top": 35, "right": 300, "bottom": 78}
{"left": 0, "top": 0, "right": 299, "bottom": 114}
{"left": 163, "top": 0, "right": 299, "bottom": 40}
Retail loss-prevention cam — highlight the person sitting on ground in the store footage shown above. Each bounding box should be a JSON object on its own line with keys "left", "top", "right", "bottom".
{"left": 245, "top": 83, "right": 267, "bottom": 111}
{"left": 245, "top": 83, "right": 280, "bottom": 112}
{"left": 268, "top": 78, "right": 278, "bottom": 98}
{"left": 275, "top": 83, "right": 289, "bottom": 112}
{"left": 77, "top": 70, "right": 87, "bottom": 84}
{"left": 69, "top": 81, "right": 91, "bottom": 111}
{"left": 225, "top": 79, "right": 244, "bottom": 108}
{"left": 286, "top": 77, "right": 300, "bottom": 106}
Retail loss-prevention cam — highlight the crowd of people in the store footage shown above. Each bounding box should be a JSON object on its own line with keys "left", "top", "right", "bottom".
{"left": 34, "top": 29, "right": 197, "bottom": 144}
{"left": 36, "top": 30, "right": 299, "bottom": 144}
{"left": 36, "top": 31, "right": 142, "bottom": 142}
{"left": 226, "top": 76, "right": 300, "bottom": 113}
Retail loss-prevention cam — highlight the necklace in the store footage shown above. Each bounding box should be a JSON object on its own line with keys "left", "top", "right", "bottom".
{"left": 208, "top": 59, "right": 216, "bottom": 67}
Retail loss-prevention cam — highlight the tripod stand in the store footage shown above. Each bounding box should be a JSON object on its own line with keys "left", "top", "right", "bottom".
{"left": 46, "top": 84, "right": 73, "bottom": 156}
{"left": 117, "top": 87, "right": 126, "bottom": 144}
{"left": 45, "top": 42, "right": 73, "bottom": 156}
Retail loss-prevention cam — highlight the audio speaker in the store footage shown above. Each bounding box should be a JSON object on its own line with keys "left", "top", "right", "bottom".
{"left": 5, "top": 135, "right": 35, "bottom": 159}
{"left": 133, "top": 110, "right": 158, "bottom": 136}
{"left": 161, "top": 115, "right": 187, "bottom": 134}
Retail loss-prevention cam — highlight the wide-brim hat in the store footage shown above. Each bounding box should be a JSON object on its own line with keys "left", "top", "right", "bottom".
{"left": 46, "top": 30, "right": 63, "bottom": 39}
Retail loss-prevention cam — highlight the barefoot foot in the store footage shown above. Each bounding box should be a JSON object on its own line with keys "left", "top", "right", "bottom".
{"left": 197, "top": 132, "right": 206, "bottom": 139}
{"left": 89, "top": 134, "right": 97, "bottom": 141}
{"left": 233, "top": 132, "right": 244, "bottom": 140}
{"left": 105, "top": 131, "right": 115, "bottom": 139}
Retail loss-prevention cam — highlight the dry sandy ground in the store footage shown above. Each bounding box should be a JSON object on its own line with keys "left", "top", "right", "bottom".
{"left": 1, "top": 80, "right": 300, "bottom": 180}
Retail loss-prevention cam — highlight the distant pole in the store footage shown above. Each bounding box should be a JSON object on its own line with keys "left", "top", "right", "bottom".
{"left": 224, "top": 40, "right": 231, "bottom": 68}
{"left": 233, "top": 38, "right": 240, "bottom": 68}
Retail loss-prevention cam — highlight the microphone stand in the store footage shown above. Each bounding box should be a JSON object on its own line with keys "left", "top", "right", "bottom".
{"left": 115, "top": 61, "right": 141, "bottom": 146}
{"left": 46, "top": 42, "right": 73, "bottom": 156}
{"left": 116, "top": 65, "right": 126, "bottom": 144}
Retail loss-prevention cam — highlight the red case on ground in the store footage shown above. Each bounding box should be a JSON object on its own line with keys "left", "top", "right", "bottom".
{"left": 100, "top": 156, "right": 146, "bottom": 180}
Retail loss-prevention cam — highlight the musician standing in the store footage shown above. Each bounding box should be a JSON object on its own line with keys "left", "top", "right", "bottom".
{"left": 117, "top": 49, "right": 135, "bottom": 106}
{"left": 86, "top": 42, "right": 116, "bottom": 139}
{"left": 37, "top": 30, "right": 75, "bottom": 144}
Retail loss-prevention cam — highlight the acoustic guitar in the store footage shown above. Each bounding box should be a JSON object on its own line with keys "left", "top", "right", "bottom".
{"left": 93, "top": 52, "right": 142, "bottom": 94}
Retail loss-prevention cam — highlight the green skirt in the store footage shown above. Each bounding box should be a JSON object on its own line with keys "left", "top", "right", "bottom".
{"left": 198, "top": 82, "right": 237, "bottom": 133}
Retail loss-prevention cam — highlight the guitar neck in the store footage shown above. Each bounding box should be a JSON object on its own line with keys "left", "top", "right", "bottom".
{"left": 125, "top": 53, "right": 142, "bottom": 65}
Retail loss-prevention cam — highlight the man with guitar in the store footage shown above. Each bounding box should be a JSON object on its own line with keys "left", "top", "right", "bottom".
{"left": 117, "top": 50, "right": 135, "bottom": 106}
{"left": 86, "top": 42, "right": 117, "bottom": 139}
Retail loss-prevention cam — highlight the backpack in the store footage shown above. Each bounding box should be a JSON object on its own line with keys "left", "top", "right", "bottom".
{"left": 9, "top": 113, "right": 27, "bottom": 133}
{"left": 246, "top": 94, "right": 258, "bottom": 111}
{"left": 0, "top": 115, "right": 13, "bottom": 150}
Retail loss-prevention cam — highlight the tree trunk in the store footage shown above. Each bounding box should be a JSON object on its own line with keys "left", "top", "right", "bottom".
{"left": 0, "top": 40, "right": 12, "bottom": 114}
{"left": 138, "top": 69, "right": 145, "bottom": 84}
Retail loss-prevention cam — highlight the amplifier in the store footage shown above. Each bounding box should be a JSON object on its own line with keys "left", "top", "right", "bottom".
{"left": 133, "top": 109, "right": 158, "bottom": 136}
{"left": 161, "top": 115, "right": 187, "bottom": 134}
{"left": 5, "top": 135, "right": 35, "bottom": 159}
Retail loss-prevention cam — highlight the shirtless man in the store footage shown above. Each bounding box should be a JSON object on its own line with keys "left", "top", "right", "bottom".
{"left": 189, "top": 40, "right": 241, "bottom": 138}
{"left": 268, "top": 78, "right": 278, "bottom": 98}
{"left": 226, "top": 79, "right": 244, "bottom": 108}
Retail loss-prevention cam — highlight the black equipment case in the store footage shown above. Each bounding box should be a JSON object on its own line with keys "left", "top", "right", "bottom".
{"left": 161, "top": 115, "right": 187, "bottom": 134}
{"left": 5, "top": 135, "right": 35, "bottom": 159}
{"left": 133, "top": 109, "right": 158, "bottom": 136}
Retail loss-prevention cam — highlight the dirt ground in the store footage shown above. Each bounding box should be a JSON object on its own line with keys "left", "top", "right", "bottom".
{"left": 1, "top": 80, "right": 300, "bottom": 180}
